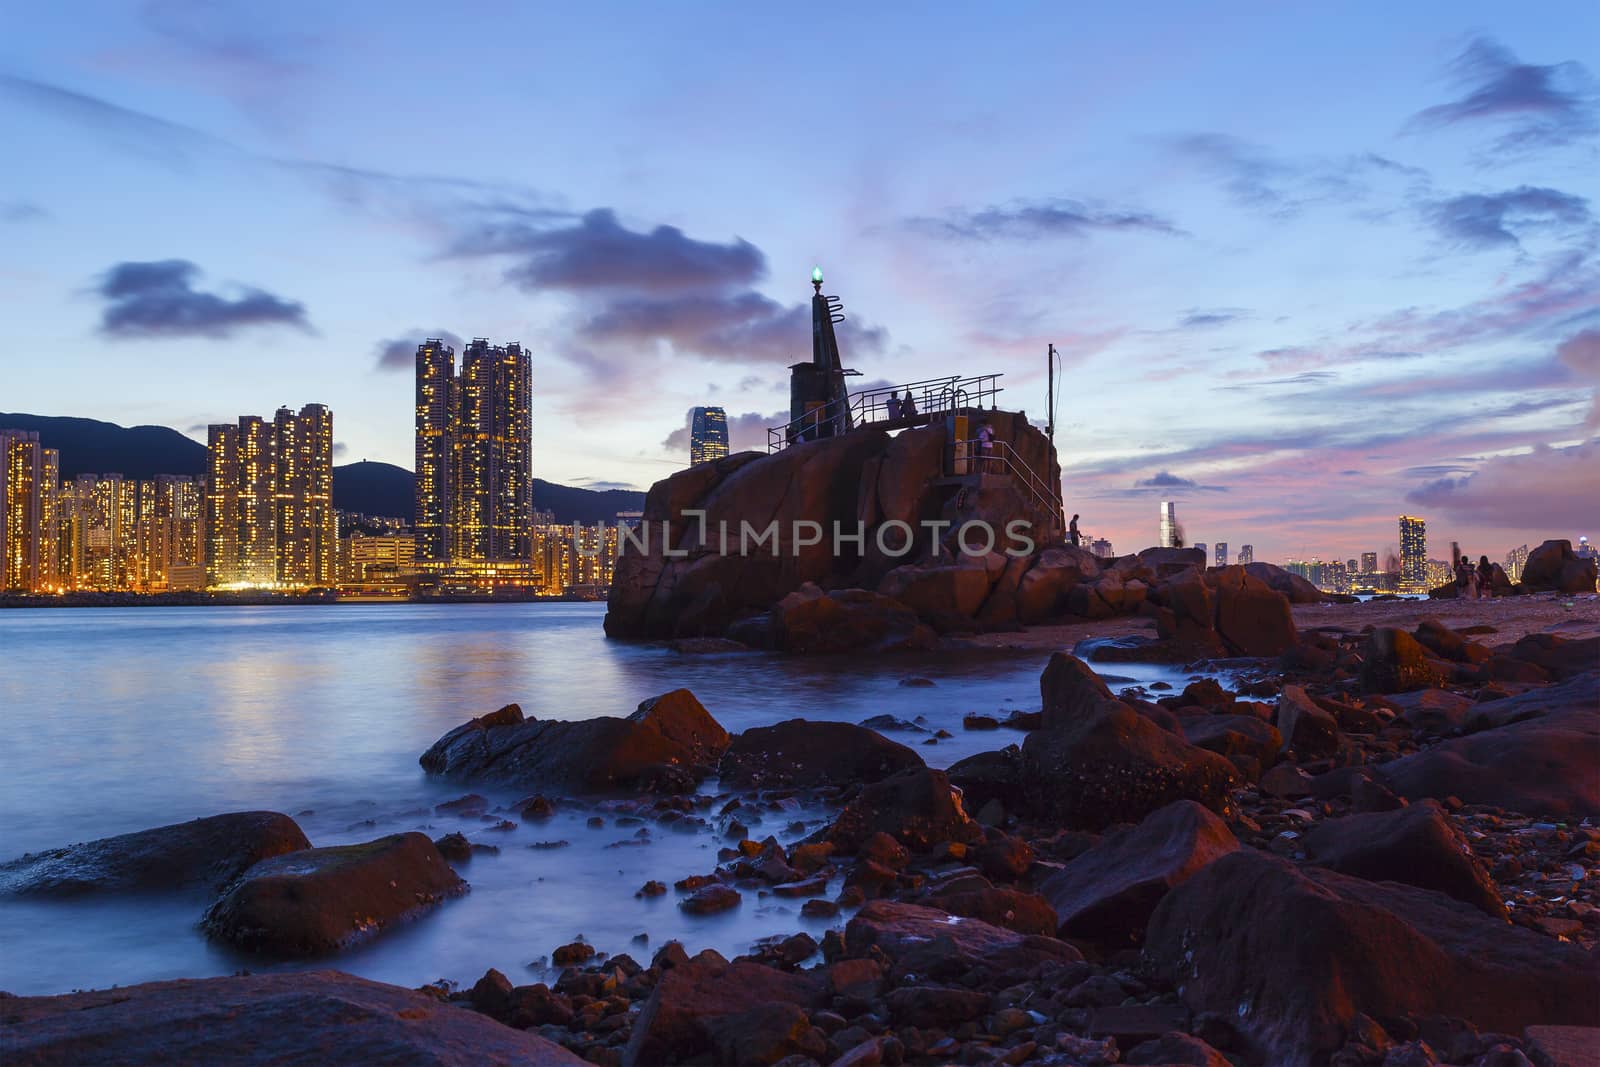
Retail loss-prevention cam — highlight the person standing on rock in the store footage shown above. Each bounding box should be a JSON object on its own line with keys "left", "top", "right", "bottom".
{"left": 1456, "top": 555, "right": 1473, "bottom": 599}
{"left": 977, "top": 420, "right": 996, "bottom": 472}
{"left": 1477, "top": 555, "right": 1495, "bottom": 598}
{"left": 1069, "top": 514, "right": 1081, "bottom": 547}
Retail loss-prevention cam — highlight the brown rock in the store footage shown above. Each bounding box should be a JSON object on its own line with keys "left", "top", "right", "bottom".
{"left": 717, "top": 718, "right": 924, "bottom": 789}
{"left": 826, "top": 767, "right": 982, "bottom": 854}
{"left": 1522, "top": 540, "right": 1599, "bottom": 594}
{"left": 1361, "top": 628, "right": 1450, "bottom": 693}
{"left": 1039, "top": 651, "right": 1115, "bottom": 730}
{"left": 202, "top": 832, "right": 466, "bottom": 956}
{"left": 622, "top": 957, "right": 821, "bottom": 1066}
{"left": 1276, "top": 685, "right": 1342, "bottom": 759}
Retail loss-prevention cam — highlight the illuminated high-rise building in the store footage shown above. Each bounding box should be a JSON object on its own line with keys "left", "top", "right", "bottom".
{"left": 1215, "top": 542, "right": 1228, "bottom": 568}
{"left": 1579, "top": 536, "right": 1597, "bottom": 561}
{"left": 413, "top": 337, "right": 534, "bottom": 571}
{"left": 1398, "top": 515, "right": 1427, "bottom": 592}
{"left": 1504, "top": 544, "right": 1529, "bottom": 582}
{"left": 1159, "top": 501, "right": 1178, "bottom": 548}
{"left": 689, "top": 406, "right": 730, "bottom": 466}
{"left": 138, "top": 475, "right": 206, "bottom": 591}
{"left": 1361, "top": 551, "right": 1378, "bottom": 574}
{"left": 1346, "top": 558, "right": 1357, "bottom": 574}
{"left": 414, "top": 338, "right": 456, "bottom": 564}
{"left": 1, "top": 430, "right": 45, "bottom": 591}
{"left": 1237, "top": 544, "right": 1253, "bottom": 566}
{"left": 1089, "top": 537, "right": 1114, "bottom": 557}
{"left": 207, "top": 406, "right": 334, "bottom": 588}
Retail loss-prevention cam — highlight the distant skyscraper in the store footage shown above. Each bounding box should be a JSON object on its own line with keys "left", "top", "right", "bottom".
{"left": 1, "top": 430, "right": 46, "bottom": 591}
{"left": 1215, "top": 542, "right": 1228, "bottom": 568}
{"left": 206, "top": 406, "right": 335, "bottom": 588}
{"left": 1346, "top": 558, "right": 1357, "bottom": 574}
{"left": 414, "top": 338, "right": 456, "bottom": 564}
{"left": 1159, "top": 501, "right": 1178, "bottom": 548}
{"left": 1579, "top": 536, "right": 1597, "bottom": 561}
{"left": 1238, "top": 544, "right": 1253, "bottom": 566}
{"left": 1398, "top": 515, "right": 1427, "bottom": 591}
{"left": 1504, "top": 544, "right": 1529, "bottom": 582}
{"left": 1361, "top": 551, "right": 1378, "bottom": 574}
{"left": 690, "top": 406, "right": 730, "bottom": 466}
{"left": 1089, "top": 537, "right": 1114, "bottom": 557}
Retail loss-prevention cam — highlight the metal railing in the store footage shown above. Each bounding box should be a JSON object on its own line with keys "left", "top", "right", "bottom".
{"left": 767, "top": 373, "right": 1004, "bottom": 452}
{"left": 959, "top": 438, "right": 1063, "bottom": 518}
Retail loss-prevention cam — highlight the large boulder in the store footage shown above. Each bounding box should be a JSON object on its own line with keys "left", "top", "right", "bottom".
{"left": 878, "top": 560, "right": 994, "bottom": 625}
{"left": 717, "top": 719, "right": 924, "bottom": 789}
{"left": 1522, "top": 539, "right": 1599, "bottom": 593}
{"left": 0, "top": 812, "right": 309, "bottom": 897}
{"left": 1039, "top": 800, "right": 1239, "bottom": 945}
{"left": 844, "top": 900, "right": 1082, "bottom": 977}
{"left": 622, "top": 957, "right": 822, "bottom": 1067}
{"left": 1146, "top": 850, "right": 1600, "bottom": 1064}
{"left": 1179, "top": 715, "right": 1282, "bottom": 773}
{"left": 1359, "top": 628, "right": 1449, "bottom": 693}
{"left": 1243, "top": 562, "right": 1322, "bottom": 603}
{"left": 419, "top": 690, "right": 730, "bottom": 792}
{"left": 1014, "top": 545, "right": 1101, "bottom": 623}
{"left": 1209, "top": 567, "right": 1299, "bottom": 656}
{"left": 0, "top": 970, "right": 586, "bottom": 1066}
{"left": 1379, "top": 703, "right": 1600, "bottom": 817}
{"left": 1275, "top": 685, "right": 1341, "bottom": 759}
{"left": 1302, "top": 800, "right": 1506, "bottom": 918}
{"left": 202, "top": 832, "right": 467, "bottom": 956}
{"left": 1019, "top": 702, "right": 1238, "bottom": 830}
{"left": 770, "top": 584, "right": 937, "bottom": 654}
{"left": 826, "top": 767, "right": 982, "bottom": 854}
{"left": 1039, "top": 651, "right": 1114, "bottom": 730}
{"left": 1506, "top": 634, "right": 1600, "bottom": 681}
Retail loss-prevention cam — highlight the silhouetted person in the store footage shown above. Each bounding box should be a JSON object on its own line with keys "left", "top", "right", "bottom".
{"left": 976, "top": 420, "right": 996, "bottom": 472}
{"left": 1069, "top": 514, "right": 1080, "bottom": 547}
{"left": 902, "top": 391, "right": 917, "bottom": 418}
{"left": 886, "top": 391, "right": 902, "bottom": 420}
{"left": 1478, "top": 555, "right": 1495, "bottom": 598}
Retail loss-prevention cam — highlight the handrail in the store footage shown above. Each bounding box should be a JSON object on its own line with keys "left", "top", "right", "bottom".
{"left": 961, "top": 438, "right": 1062, "bottom": 518}
{"left": 768, "top": 373, "right": 1005, "bottom": 451}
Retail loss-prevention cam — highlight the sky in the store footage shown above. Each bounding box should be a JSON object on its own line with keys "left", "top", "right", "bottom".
{"left": 1, "top": 1, "right": 1597, "bottom": 565}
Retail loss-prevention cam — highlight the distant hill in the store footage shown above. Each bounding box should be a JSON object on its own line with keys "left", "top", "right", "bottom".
{"left": 0, "top": 413, "right": 647, "bottom": 524}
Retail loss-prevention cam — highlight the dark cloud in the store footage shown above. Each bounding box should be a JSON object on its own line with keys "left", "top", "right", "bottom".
{"left": 908, "top": 199, "right": 1182, "bottom": 241}
{"left": 578, "top": 479, "right": 640, "bottom": 491}
{"left": 454, "top": 208, "right": 766, "bottom": 293}
{"left": 1406, "top": 440, "right": 1600, "bottom": 530}
{"left": 1101, "top": 470, "right": 1229, "bottom": 498}
{"left": 582, "top": 290, "right": 886, "bottom": 365}
{"left": 1425, "top": 186, "right": 1591, "bottom": 249}
{"left": 373, "top": 328, "right": 465, "bottom": 372}
{"left": 663, "top": 407, "right": 785, "bottom": 454}
{"left": 1137, "top": 471, "right": 1196, "bottom": 488}
{"left": 1408, "top": 37, "right": 1598, "bottom": 152}
{"left": 95, "top": 259, "right": 310, "bottom": 339}
{"left": 1178, "top": 308, "right": 1245, "bottom": 329}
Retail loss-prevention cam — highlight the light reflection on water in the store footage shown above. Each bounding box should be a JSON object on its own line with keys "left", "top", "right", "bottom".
{"left": 0, "top": 603, "right": 1200, "bottom": 995}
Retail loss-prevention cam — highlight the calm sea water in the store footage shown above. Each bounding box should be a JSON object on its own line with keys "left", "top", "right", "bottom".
{"left": 0, "top": 603, "right": 1195, "bottom": 995}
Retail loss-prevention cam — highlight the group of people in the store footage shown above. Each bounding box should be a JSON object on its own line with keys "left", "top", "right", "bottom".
{"left": 1456, "top": 554, "right": 1497, "bottom": 599}
{"left": 884, "top": 389, "right": 919, "bottom": 420}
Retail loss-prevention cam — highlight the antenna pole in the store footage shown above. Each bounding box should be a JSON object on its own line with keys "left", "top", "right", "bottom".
{"left": 1047, "top": 343, "right": 1056, "bottom": 442}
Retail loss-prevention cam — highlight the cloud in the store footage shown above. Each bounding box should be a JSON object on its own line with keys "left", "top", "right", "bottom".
{"left": 1219, "top": 371, "right": 1338, "bottom": 390}
{"left": 582, "top": 290, "right": 886, "bottom": 365}
{"left": 1, "top": 200, "right": 46, "bottom": 223}
{"left": 1557, "top": 328, "right": 1600, "bottom": 429}
{"left": 1167, "top": 135, "right": 1425, "bottom": 217}
{"left": 1137, "top": 471, "right": 1197, "bottom": 489}
{"left": 95, "top": 259, "right": 310, "bottom": 339}
{"left": 1425, "top": 186, "right": 1591, "bottom": 249}
{"left": 908, "top": 198, "right": 1182, "bottom": 241}
{"left": 1178, "top": 308, "right": 1245, "bottom": 329}
{"left": 454, "top": 208, "right": 765, "bottom": 293}
{"left": 662, "top": 407, "right": 785, "bottom": 454}
{"left": 1408, "top": 37, "right": 1598, "bottom": 152}
{"left": 373, "top": 328, "right": 464, "bottom": 372}
{"left": 1406, "top": 440, "right": 1600, "bottom": 531}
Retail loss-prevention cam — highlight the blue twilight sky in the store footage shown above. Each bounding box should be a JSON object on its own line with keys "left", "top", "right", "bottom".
{"left": 2, "top": 1, "right": 1597, "bottom": 563}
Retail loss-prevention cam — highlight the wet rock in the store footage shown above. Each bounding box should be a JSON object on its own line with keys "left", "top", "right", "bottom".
{"left": 919, "top": 886, "right": 1057, "bottom": 935}
{"left": 773, "top": 584, "right": 938, "bottom": 654}
{"left": 825, "top": 767, "right": 982, "bottom": 854}
{"left": 1276, "top": 685, "right": 1342, "bottom": 759}
{"left": 1124, "top": 1031, "right": 1230, "bottom": 1066}
{"left": 680, "top": 885, "right": 741, "bottom": 915}
{"left": 432, "top": 832, "right": 498, "bottom": 862}
{"left": 434, "top": 793, "right": 488, "bottom": 815}
{"left": 419, "top": 689, "right": 730, "bottom": 793}
{"left": 946, "top": 746, "right": 1025, "bottom": 813}
{"left": 1361, "top": 629, "right": 1450, "bottom": 693}
{"left": 844, "top": 900, "right": 1082, "bottom": 976}
{"left": 0, "top": 970, "right": 586, "bottom": 1066}
{"left": 962, "top": 713, "right": 1000, "bottom": 730}
{"left": 1258, "top": 762, "right": 1313, "bottom": 799}
{"left": 637, "top": 879, "right": 667, "bottom": 897}
{"left": 1461, "top": 672, "right": 1600, "bottom": 734}
{"left": 1386, "top": 688, "right": 1476, "bottom": 735}
{"left": 1019, "top": 699, "right": 1238, "bottom": 830}
{"left": 0, "top": 812, "right": 309, "bottom": 897}
{"left": 1303, "top": 800, "right": 1507, "bottom": 918}
{"left": 1506, "top": 634, "right": 1600, "bottom": 681}
{"left": 551, "top": 940, "right": 595, "bottom": 965}
{"left": 704, "top": 1001, "right": 827, "bottom": 1065}
{"left": 1039, "top": 651, "right": 1115, "bottom": 729}
{"left": 202, "top": 832, "right": 467, "bottom": 957}
{"left": 622, "top": 956, "right": 822, "bottom": 1066}
{"left": 1180, "top": 715, "right": 1282, "bottom": 773}
{"left": 718, "top": 719, "right": 924, "bottom": 789}
{"left": 1146, "top": 850, "right": 1600, "bottom": 1064}
{"left": 884, "top": 986, "right": 990, "bottom": 1028}
{"left": 1380, "top": 703, "right": 1600, "bottom": 818}
{"left": 1040, "top": 800, "right": 1239, "bottom": 945}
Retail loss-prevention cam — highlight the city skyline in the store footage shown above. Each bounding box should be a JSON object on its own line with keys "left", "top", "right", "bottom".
{"left": 1, "top": 4, "right": 1597, "bottom": 563}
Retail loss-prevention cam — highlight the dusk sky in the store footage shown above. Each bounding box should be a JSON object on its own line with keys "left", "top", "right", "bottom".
{"left": 3, "top": 2, "right": 1597, "bottom": 564}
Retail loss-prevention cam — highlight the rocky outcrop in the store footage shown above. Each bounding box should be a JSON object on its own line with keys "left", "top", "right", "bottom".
{"left": 1359, "top": 628, "right": 1450, "bottom": 693}
{"left": 1302, "top": 801, "right": 1507, "bottom": 917}
{"left": 0, "top": 970, "right": 586, "bottom": 1066}
{"left": 1146, "top": 850, "right": 1600, "bottom": 1064}
{"left": 825, "top": 767, "right": 983, "bottom": 854}
{"left": 0, "top": 812, "right": 309, "bottom": 897}
{"left": 202, "top": 832, "right": 467, "bottom": 956}
{"left": 1521, "top": 539, "right": 1599, "bottom": 593}
{"left": 1379, "top": 702, "right": 1600, "bottom": 817}
{"left": 717, "top": 719, "right": 924, "bottom": 788}
{"left": 1149, "top": 566, "right": 1299, "bottom": 658}
{"left": 765, "top": 584, "right": 936, "bottom": 653}
{"left": 1039, "top": 800, "right": 1239, "bottom": 945}
{"left": 1243, "top": 561, "right": 1323, "bottom": 603}
{"left": 622, "top": 957, "right": 823, "bottom": 1067}
{"left": 606, "top": 413, "right": 1063, "bottom": 641}
{"left": 419, "top": 690, "right": 730, "bottom": 792}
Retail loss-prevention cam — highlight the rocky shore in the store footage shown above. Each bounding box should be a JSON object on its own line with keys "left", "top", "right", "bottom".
{"left": 4, "top": 573, "right": 1598, "bottom": 1065}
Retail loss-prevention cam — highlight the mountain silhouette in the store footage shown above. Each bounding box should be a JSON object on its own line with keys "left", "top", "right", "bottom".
{"left": 0, "top": 413, "right": 646, "bottom": 525}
